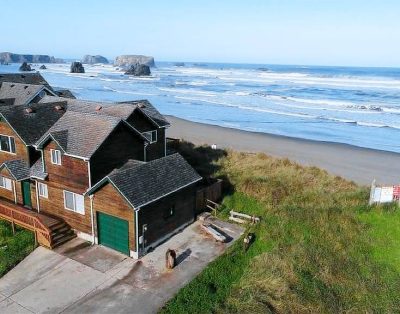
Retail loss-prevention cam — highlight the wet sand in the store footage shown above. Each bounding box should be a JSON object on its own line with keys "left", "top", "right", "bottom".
{"left": 166, "top": 116, "right": 400, "bottom": 185}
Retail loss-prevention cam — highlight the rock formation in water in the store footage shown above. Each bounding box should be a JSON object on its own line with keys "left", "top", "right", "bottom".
{"left": 82, "top": 55, "right": 109, "bottom": 64}
{"left": 70, "top": 61, "right": 85, "bottom": 73}
{"left": 0, "top": 52, "right": 63, "bottom": 64}
{"left": 19, "top": 62, "right": 32, "bottom": 71}
{"left": 39, "top": 65, "right": 47, "bottom": 69}
{"left": 124, "top": 63, "right": 151, "bottom": 76}
{"left": 115, "top": 55, "right": 155, "bottom": 67}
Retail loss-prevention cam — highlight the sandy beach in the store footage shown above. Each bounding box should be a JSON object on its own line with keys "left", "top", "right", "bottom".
{"left": 167, "top": 116, "right": 400, "bottom": 185}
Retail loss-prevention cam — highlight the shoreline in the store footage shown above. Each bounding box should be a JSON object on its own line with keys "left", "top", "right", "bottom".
{"left": 166, "top": 115, "right": 400, "bottom": 185}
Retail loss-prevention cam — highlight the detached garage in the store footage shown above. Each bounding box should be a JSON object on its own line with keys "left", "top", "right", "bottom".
{"left": 88, "top": 153, "right": 202, "bottom": 258}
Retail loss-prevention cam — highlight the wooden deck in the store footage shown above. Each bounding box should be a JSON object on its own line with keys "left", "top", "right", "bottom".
{"left": 0, "top": 198, "right": 74, "bottom": 248}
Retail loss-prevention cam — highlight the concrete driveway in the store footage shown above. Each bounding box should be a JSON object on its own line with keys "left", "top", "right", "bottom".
{"left": 0, "top": 220, "right": 243, "bottom": 314}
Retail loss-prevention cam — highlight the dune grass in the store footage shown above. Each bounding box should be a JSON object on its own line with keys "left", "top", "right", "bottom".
{"left": 0, "top": 220, "right": 35, "bottom": 277}
{"left": 161, "top": 145, "right": 400, "bottom": 313}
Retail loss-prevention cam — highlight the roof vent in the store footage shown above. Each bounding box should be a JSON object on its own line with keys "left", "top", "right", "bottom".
{"left": 10, "top": 84, "right": 15, "bottom": 88}
{"left": 54, "top": 105, "right": 64, "bottom": 111}
{"left": 24, "top": 85, "right": 28, "bottom": 89}
{"left": 25, "top": 107, "right": 34, "bottom": 114}
{"left": 95, "top": 105, "right": 102, "bottom": 111}
{"left": 138, "top": 103, "right": 146, "bottom": 108}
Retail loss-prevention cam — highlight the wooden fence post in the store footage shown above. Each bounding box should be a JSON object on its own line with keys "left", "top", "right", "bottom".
{"left": 369, "top": 179, "right": 376, "bottom": 205}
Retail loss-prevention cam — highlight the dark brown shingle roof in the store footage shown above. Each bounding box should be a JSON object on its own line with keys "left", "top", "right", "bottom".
{"left": 0, "top": 102, "right": 67, "bottom": 145}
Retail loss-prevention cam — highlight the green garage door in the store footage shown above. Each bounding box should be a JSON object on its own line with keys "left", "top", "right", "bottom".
{"left": 97, "top": 212, "right": 129, "bottom": 255}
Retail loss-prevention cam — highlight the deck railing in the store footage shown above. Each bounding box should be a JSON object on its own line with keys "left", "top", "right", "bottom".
{"left": 0, "top": 201, "right": 52, "bottom": 248}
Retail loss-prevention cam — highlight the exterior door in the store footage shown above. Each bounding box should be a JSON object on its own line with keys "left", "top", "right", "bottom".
{"left": 97, "top": 212, "right": 129, "bottom": 255}
{"left": 21, "top": 181, "right": 32, "bottom": 207}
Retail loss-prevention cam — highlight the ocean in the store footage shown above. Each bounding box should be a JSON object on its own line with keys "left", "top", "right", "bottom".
{"left": 1, "top": 62, "right": 400, "bottom": 153}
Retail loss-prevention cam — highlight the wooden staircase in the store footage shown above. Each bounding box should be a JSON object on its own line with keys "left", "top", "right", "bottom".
{"left": 47, "top": 220, "right": 76, "bottom": 248}
{"left": 0, "top": 199, "right": 75, "bottom": 248}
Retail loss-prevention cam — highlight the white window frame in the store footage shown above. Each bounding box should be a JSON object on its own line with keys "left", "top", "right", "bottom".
{"left": 0, "top": 134, "right": 16, "bottom": 154}
{"left": 38, "top": 182, "right": 48, "bottom": 198}
{"left": 143, "top": 130, "right": 157, "bottom": 143}
{"left": 50, "top": 149, "right": 62, "bottom": 165}
{"left": 0, "top": 176, "right": 12, "bottom": 191}
{"left": 63, "top": 190, "right": 85, "bottom": 215}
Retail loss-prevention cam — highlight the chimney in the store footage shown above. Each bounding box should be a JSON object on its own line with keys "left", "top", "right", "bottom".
{"left": 25, "top": 107, "right": 34, "bottom": 114}
{"left": 54, "top": 105, "right": 64, "bottom": 111}
{"left": 95, "top": 105, "right": 102, "bottom": 111}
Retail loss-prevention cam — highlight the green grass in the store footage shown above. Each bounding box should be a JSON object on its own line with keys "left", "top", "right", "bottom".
{"left": 161, "top": 146, "right": 400, "bottom": 313}
{"left": 0, "top": 220, "right": 35, "bottom": 277}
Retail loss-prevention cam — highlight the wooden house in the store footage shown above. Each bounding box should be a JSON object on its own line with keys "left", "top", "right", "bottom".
{"left": 0, "top": 76, "right": 202, "bottom": 257}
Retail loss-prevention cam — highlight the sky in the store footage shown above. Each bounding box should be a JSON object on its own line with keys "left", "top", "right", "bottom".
{"left": 1, "top": 0, "right": 399, "bottom": 67}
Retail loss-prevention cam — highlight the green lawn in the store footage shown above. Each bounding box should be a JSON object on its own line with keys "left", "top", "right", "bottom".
{"left": 0, "top": 220, "right": 35, "bottom": 277}
{"left": 161, "top": 146, "right": 400, "bottom": 313}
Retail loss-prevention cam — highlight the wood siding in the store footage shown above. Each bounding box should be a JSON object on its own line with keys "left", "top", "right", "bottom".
{"left": 138, "top": 185, "right": 196, "bottom": 249}
{"left": 38, "top": 140, "right": 92, "bottom": 233}
{"left": 92, "top": 183, "right": 135, "bottom": 252}
{"left": 90, "top": 124, "right": 146, "bottom": 185}
{"left": 0, "top": 120, "right": 29, "bottom": 165}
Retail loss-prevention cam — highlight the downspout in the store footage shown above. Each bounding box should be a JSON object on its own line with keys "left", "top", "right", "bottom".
{"left": 40, "top": 149, "right": 46, "bottom": 173}
{"left": 90, "top": 195, "right": 95, "bottom": 244}
{"left": 164, "top": 129, "right": 166, "bottom": 157}
{"left": 12, "top": 180, "right": 17, "bottom": 204}
{"left": 35, "top": 180, "right": 40, "bottom": 213}
{"left": 87, "top": 160, "right": 92, "bottom": 188}
{"left": 135, "top": 207, "right": 140, "bottom": 258}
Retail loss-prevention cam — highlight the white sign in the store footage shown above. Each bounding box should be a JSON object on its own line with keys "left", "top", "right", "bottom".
{"left": 380, "top": 186, "right": 394, "bottom": 203}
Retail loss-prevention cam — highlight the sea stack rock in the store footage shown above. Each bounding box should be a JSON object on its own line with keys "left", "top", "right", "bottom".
{"left": 70, "top": 61, "right": 85, "bottom": 73}
{"left": 174, "top": 62, "right": 185, "bottom": 67}
{"left": 19, "top": 62, "right": 32, "bottom": 71}
{"left": 82, "top": 55, "right": 108, "bottom": 64}
{"left": 115, "top": 55, "right": 155, "bottom": 67}
{"left": 39, "top": 65, "right": 47, "bottom": 69}
{"left": 124, "top": 63, "right": 151, "bottom": 76}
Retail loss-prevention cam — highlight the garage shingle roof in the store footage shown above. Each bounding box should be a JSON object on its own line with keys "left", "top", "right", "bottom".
{"left": 93, "top": 153, "right": 202, "bottom": 208}
{"left": 0, "top": 73, "right": 53, "bottom": 91}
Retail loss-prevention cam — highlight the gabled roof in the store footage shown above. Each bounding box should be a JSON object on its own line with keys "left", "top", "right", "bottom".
{"left": 88, "top": 153, "right": 202, "bottom": 209}
{"left": 0, "top": 159, "right": 30, "bottom": 181}
{"left": 0, "top": 82, "right": 52, "bottom": 106}
{"left": 0, "top": 73, "right": 53, "bottom": 91}
{"left": 39, "top": 96, "right": 170, "bottom": 128}
{"left": 36, "top": 110, "right": 147, "bottom": 159}
{"left": 118, "top": 100, "right": 170, "bottom": 127}
{"left": 0, "top": 102, "right": 67, "bottom": 145}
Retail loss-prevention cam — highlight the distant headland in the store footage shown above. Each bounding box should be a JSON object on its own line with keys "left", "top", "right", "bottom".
{"left": 0, "top": 52, "right": 63, "bottom": 64}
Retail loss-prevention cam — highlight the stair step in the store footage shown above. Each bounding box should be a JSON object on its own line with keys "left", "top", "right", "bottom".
{"left": 52, "top": 230, "right": 74, "bottom": 242}
{"left": 49, "top": 221, "right": 67, "bottom": 231}
{"left": 52, "top": 233, "right": 76, "bottom": 248}
{"left": 50, "top": 225, "right": 70, "bottom": 234}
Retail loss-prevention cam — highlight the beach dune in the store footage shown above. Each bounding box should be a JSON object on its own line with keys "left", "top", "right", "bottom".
{"left": 167, "top": 116, "right": 400, "bottom": 185}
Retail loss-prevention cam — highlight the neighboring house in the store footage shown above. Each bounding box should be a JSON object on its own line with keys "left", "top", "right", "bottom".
{"left": 0, "top": 75, "right": 201, "bottom": 258}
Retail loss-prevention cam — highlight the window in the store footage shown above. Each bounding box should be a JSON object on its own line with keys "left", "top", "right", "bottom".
{"left": 63, "top": 191, "right": 85, "bottom": 214}
{"left": 0, "top": 176, "right": 12, "bottom": 190}
{"left": 163, "top": 205, "right": 175, "bottom": 220}
{"left": 50, "top": 149, "right": 61, "bottom": 165}
{"left": 143, "top": 130, "right": 157, "bottom": 143}
{"left": 0, "top": 135, "right": 16, "bottom": 154}
{"left": 38, "top": 182, "right": 48, "bottom": 198}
